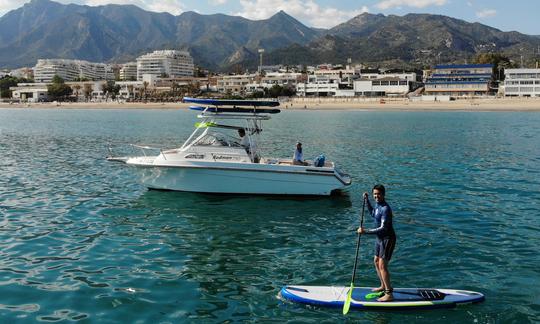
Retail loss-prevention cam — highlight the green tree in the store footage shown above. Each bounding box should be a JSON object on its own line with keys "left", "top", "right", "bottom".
{"left": 265, "top": 84, "right": 296, "bottom": 98}
{"left": 473, "top": 53, "right": 518, "bottom": 81}
{"left": 47, "top": 75, "right": 72, "bottom": 101}
{"left": 101, "top": 81, "right": 121, "bottom": 100}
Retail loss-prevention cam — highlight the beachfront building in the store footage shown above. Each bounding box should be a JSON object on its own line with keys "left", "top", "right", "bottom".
{"left": 424, "top": 64, "right": 494, "bottom": 97}
{"left": 119, "top": 62, "right": 137, "bottom": 81}
{"left": 503, "top": 68, "right": 540, "bottom": 97}
{"left": 296, "top": 75, "right": 340, "bottom": 97}
{"left": 296, "top": 66, "right": 359, "bottom": 97}
{"left": 34, "top": 59, "right": 114, "bottom": 83}
{"left": 353, "top": 70, "right": 418, "bottom": 97}
{"left": 136, "top": 50, "right": 194, "bottom": 81}
{"left": 245, "top": 72, "right": 302, "bottom": 93}
{"left": 216, "top": 74, "right": 257, "bottom": 94}
{"left": 9, "top": 83, "right": 49, "bottom": 102}
{"left": 354, "top": 77, "right": 412, "bottom": 97}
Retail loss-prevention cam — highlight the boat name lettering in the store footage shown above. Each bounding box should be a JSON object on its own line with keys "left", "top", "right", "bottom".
{"left": 213, "top": 155, "right": 235, "bottom": 160}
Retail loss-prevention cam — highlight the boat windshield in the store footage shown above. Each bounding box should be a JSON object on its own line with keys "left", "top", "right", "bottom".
{"left": 193, "top": 132, "right": 243, "bottom": 148}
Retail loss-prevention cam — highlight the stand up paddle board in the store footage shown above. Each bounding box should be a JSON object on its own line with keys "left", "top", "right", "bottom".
{"left": 280, "top": 286, "right": 484, "bottom": 310}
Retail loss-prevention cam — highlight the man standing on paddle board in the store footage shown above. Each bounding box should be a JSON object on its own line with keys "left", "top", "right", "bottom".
{"left": 358, "top": 184, "right": 397, "bottom": 302}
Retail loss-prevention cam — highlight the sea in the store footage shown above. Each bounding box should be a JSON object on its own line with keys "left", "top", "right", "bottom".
{"left": 0, "top": 108, "right": 539, "bottom": 323}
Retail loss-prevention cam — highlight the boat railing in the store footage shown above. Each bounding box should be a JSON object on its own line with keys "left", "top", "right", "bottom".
{"left": 106, "top": 143, "right": 166, "bottom": 162}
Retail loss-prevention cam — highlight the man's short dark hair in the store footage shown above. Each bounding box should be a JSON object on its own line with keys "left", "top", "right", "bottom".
{"left": 373, "top": 184, "right": 386, "bottom": 196}
{"left": 238, "top": 128, "right": 246, "bottom": 135}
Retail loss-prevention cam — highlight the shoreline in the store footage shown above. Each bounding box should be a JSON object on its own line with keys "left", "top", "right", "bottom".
{"left": 1, "top": 97, "right": 540, "bottom": 111}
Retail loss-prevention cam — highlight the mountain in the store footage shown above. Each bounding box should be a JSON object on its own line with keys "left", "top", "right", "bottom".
{"left": 1, "top": 1, "right": 539, "bottom": 71}
{"left": 248, "top": 13, "right": 540, "bottom": 69}
{"left": 0, "top": 0, "right": 320, "bottom": 69}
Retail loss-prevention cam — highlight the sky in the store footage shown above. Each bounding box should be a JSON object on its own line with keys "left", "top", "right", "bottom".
{"left": 1, "top": 0, "right": 539, "bottom": 35}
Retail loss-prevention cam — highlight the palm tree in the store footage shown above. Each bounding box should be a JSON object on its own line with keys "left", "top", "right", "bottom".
{"left": 73, "top": 84, "right": 82, "bottom": 102}
{"left": 143, "top": 81, "right": 149, "bottom": 102}
{"left": 101, "top": 83, "right": 109, "bottom": 101}
{"left": 83, "top": 84, "right": 93, "bottom": 102}
{"left": 127, "top": 84, "right": 134, "bottom": 99}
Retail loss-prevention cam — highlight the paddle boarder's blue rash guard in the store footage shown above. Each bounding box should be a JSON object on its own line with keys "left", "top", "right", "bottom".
{"left": 366, "top": 200, "right": 396, "bottom": 239}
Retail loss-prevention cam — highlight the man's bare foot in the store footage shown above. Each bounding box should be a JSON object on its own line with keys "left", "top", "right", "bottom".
{"left": 371, "top": 286, "right": 384, "bottom": 292}
{"left": 377, "top": 293, "right": 394, "bottom": 302}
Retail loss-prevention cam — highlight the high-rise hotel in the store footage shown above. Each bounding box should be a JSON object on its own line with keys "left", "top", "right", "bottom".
{"left": 136, "top": 50, "right": 194, "bottom": 81}
{"left": 33, "top": 59, "right": 114, "bottom": 83}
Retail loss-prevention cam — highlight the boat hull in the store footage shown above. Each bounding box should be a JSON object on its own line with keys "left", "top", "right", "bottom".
{"left": 129, "top": 161, "right": 349, "bottom": 195}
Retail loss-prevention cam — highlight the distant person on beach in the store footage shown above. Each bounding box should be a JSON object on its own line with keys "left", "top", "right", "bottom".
{"left": 357, "top": 184, "right": 397, "bottom": 302}
{"left": 292, "top": 142, "right": 308, "bottom": 166}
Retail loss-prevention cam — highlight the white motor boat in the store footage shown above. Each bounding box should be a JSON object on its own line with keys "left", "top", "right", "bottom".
{"left": 108, "top": 97, "right": 351, "bottom": 195}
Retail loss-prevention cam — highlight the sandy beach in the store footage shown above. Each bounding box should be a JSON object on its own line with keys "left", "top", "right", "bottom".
{"left": 1, "top": 97, "right": 540, "bottom": 111}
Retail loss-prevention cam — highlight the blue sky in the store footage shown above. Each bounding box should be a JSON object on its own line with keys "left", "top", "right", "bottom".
{"left": 1, "top": 0, "right": 539, "bottom": 35}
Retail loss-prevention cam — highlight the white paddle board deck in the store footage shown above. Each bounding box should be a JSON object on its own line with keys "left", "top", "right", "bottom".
{"left": 280, "top": 286, "right": 484, "bottom": 310}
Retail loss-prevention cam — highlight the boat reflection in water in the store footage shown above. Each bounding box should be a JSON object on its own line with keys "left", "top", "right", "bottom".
{"left": 108, "top": 97, "right": 351, "bottom": 196}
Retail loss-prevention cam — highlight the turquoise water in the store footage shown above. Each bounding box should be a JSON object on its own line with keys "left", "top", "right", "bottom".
{"left": 0, "top": 108, "right": 539, "bottom": 323}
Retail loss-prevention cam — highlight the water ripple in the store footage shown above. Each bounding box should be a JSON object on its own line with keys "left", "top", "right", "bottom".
{"left": 0, "top": 109, "right": 539, "bottom": 322}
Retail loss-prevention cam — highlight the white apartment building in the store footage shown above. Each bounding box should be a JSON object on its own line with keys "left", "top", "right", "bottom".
{"left": 296, "top": 75, "right": 340, "bottom": 97}
{"left": 296, "top": 66, "right": 360, "bottom": 96}
{"left": 136, "top": 50, "right": 194, "bottom": 81}
{"left": 503, "top": 68, "right": 540, "bottom": 97}
{"left": 119, "top": 62, "right": 137, "bottom": 81}
{"left": 33, "top": 59, "right": 114, "bottom": 83}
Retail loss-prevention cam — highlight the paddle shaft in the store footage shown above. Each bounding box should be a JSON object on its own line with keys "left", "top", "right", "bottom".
{"left": 343, "top": 196, "right": 367, "bottom": 314}
{"left": 350, "top": 196, "right": 366, "bottom": 285}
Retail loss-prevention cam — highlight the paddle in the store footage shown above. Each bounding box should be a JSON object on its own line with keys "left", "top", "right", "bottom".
{"left": 343, "top": 195, "right": 366, "bottom": 315}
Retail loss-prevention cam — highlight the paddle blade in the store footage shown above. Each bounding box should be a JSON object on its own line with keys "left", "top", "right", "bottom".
{"left": 343, "top": 283, "right": 354, "bottom": 315}
{"left": 194, "top": 122, "right": 217, "bottom": 128}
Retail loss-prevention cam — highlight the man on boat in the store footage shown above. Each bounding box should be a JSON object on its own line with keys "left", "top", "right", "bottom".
{"left": 357, "top": 184, "right": 397, "bottom": 302}
{"left": 238, "top": 128, "right": 259, "bottom": 163}
{"left": 238, "top": 128, "right": 250, "bottom": 149}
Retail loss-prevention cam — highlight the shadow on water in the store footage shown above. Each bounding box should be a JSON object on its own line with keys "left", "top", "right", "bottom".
{"left": 138, "top": 189, "right": 353, "bottom": 214}
{"left": 112, "top": 190, "right": 357, "bottom": 321}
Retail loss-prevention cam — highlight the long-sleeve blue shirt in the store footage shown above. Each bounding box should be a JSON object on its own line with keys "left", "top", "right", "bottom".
{"left": 366, "top": 200, "right": 396, "bottom": 239}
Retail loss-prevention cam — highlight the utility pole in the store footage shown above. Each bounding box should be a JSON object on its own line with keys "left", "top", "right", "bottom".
{"left": 258, "top": 49, "right": 264, "bottom": 75}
